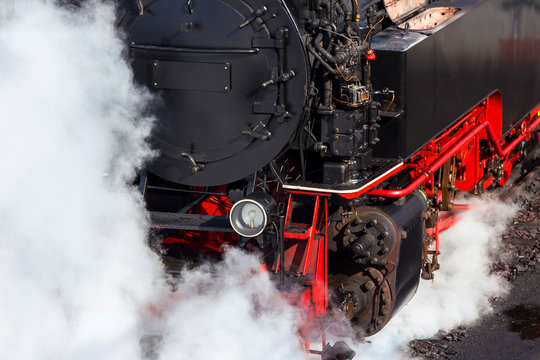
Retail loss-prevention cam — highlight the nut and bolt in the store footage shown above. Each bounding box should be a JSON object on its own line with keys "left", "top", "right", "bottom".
{"left": 363, "top": 281, "right": 375, "bottom": 291}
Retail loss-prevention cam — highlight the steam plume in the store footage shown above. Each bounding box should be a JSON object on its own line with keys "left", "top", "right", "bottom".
{"left": 0, "top": 1, "right": 164, "bottom": 359}
{"left": 0, "top": 2, "right": 304, "bottom": 360}
{"left": 158, "top": 249, "right": 305, "bottom": 359}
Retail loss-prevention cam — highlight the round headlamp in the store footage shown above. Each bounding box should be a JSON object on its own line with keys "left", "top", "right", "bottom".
{"left": 229, "top": 192, "right": 276, "bottom": 237}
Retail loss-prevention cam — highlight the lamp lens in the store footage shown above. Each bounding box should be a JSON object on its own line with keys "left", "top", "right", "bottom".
{"left": 241, "top": 203, "right": 264, "bottom": 229}
{"left": 230, "top": 200, "right": 267, "bottom": 237}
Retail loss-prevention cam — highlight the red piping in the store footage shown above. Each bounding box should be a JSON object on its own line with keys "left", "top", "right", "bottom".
{"left": 368, "top": 114, "right": 540, "bottom": 198}
{"left": 486, "top": 115, "right": 540, "bottom": 157}
{"left": 368, "top": 122, "right": 488, "bottom": 197}
{"left": 452, "top": 204, "right": 475, "bottom": 210}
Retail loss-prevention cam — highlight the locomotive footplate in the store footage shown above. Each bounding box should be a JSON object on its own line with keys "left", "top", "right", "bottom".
{"left": 275, "top": 158, "right": 403, "bottom": 195}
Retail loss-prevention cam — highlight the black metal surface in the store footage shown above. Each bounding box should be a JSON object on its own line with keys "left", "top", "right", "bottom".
{"left": 151, "top": 60, "right": 231, "bottom": 92}
{"left": 118, "top": 0, "right": 308, "bottom": 186}
{"left": 371, "top": 0, "right": 540, "bottom": 159}
{"left": 149, "top": 211, "right": 233, "bottom": 232}
{"left": 381, "top": 190, "right": 427, "bottom": 312}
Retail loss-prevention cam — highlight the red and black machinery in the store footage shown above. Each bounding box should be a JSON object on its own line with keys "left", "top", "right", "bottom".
{"left": 117, "top": 0, "right": 539, "bottom": 356}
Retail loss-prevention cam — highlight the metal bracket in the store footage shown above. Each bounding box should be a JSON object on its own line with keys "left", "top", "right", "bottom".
{"left": 239, "top": 6, "right": 267, "bottom": 28}
{"left": 187, "top": 0, "right": 194, "bottom": 14}
{"left": 181, "top": 152, "right": 204, "bottom": 173}
{"left": 242, "top": 122, "right": 272, "bottom": 141}
{"left": 261, "top": 69, "right": 295, "bottom": 88}
{"left": 439, "top": 157, "right": 456, "bottom": 211}
{"left": 135, "top": 0, "right": 144, "bottom": 15}
{"left": 138, "top": 169, "right": 148, "bottom": 197}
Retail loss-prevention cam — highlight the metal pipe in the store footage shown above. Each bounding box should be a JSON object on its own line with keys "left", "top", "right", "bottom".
{"left": 452, "top": 204, "right": 476, "bottom": 210}
{"left": 368, "top": 122, "right": 488, "bottom": 197}
{"left": 368, "top": 114, "right": 540, "bottom": 198}
{"left": 279, "top": 215, "right": 285, "bottom": 288}
{"left": 338, "top": 0, "right": 353, "bottom": 21}
{"left": 129, "top": 43, "right": 258, "bottom": 54}
{"left": 307, "top": 43, "right": 337, "bottom": 74}
{"left": 486, "top": 115, "right": 540, "bottom": 157}
{"left": 178, "top": 194, "right": 207, "bottom": 213}
{"left": 335, "top": 2, "right": 345, "bottom": 18}
{"left": 313, "top": 31, "right": 347, "bottom": 64}
{"left": 323, "top": 79, "right": 332, "bottom": 108}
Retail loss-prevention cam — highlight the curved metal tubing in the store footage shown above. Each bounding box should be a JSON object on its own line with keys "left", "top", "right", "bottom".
{"left": 369, "top": 113, "right": 540, "bottom": 198}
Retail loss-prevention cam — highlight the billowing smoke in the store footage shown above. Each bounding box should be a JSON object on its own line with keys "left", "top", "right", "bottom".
{"left": 0, "top": 0, "right": 14, "bottom": 25}
{"left": 157, "top": 249, "right": 305, "bottom": 359}
{"left": 0, "top": 2, "right": 304, "bottom": 360}
{"left": 351, "top": 198, "right": 518, "bottom": 359}
{"left": 0, "top": 1, "right": 163, "bottom": 359}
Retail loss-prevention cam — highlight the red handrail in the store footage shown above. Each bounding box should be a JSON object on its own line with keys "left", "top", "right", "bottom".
{"left": 368, "top": 122, "right": 488, "bottom": 197}
{"left": 368, "top": 114, "right": 540, "bottom": 198}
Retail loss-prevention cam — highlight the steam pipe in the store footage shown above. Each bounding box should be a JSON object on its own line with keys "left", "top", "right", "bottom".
{"left": 338, "top": 0, "right": 353, "bottom": 21}
{"left": 334, "top": 3, "right": 345, "bottom": 22}
{"left": 313, "top": 31, "right": 347, "bottom": 64}
{"left": 368, "top": 114, "right": 540, "bottom": 198}
{"left": 307, "top": 43, "right": 337, "bottom": 74}
{"left": 368, "top": 122, "right": 489, "bottom": 197}
{"left": 320, "top": 0, "right": 331, "bottom": 13}
{"left": 323, "top": 78, "right": 333, "bottom": 108}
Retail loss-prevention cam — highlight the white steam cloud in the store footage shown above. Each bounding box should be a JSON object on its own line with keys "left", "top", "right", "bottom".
{"left": 157, "top": 249, "right": 305, "bottom": 359}
{"left": 0, "top": 2, "right": 305, "bottom": 360}
{"left": 351, "top": 199, "right": 518, "bottom": 359}
{"left": 0, "top": 1, "right": 163, "bottom": 359}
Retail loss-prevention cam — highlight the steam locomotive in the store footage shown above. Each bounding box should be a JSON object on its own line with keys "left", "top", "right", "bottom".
{"left": 116, "top": 0, "right": 539, "bottom": 356}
